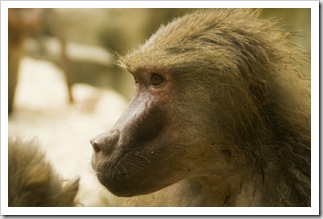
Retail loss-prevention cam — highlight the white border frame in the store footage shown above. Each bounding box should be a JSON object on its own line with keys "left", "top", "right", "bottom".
{"left": 1, "top": 1, "right": 319, "bottom": 216}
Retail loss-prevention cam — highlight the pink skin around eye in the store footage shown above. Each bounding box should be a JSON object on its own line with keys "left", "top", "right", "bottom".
{"left": 132, "top": 66, "right": 173, "bottom": 103}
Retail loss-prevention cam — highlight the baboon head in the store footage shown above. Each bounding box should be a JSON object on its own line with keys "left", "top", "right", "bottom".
{"left": 90, "top": 8, "right": 310, "bottom": 205}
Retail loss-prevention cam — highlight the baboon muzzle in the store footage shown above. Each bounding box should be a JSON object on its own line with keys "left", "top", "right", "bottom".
{"left": 90, "top": 130, "right": 120, "bottom": 156}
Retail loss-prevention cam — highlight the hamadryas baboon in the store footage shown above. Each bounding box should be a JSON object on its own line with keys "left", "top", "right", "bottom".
{"left": 90, "top": 9, "right": 310, "bottom": 207}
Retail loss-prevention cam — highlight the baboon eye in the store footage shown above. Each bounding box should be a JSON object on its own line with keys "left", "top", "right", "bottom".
{"left": 150, "top": 73, "right": 165, "bottom": 86}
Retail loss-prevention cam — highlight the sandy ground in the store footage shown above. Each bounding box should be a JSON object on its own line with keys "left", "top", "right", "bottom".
{"left": 8, "top": 56, "right": 129, "bottom": 206}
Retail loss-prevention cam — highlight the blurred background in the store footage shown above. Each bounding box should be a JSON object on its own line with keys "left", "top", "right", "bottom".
{"left": 8, "top": 8, "right": 311, "bottom": 207}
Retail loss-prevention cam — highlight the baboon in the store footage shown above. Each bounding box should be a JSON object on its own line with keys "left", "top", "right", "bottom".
{"left": 90, "top": 9, "right": 310, "bottom": 207}
{"left": 8, "top": 138, "right": 79, "bottom": 207}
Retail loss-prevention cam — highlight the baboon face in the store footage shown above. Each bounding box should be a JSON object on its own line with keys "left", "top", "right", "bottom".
{"left": 90, "top": 9, "right": 260, "bottom": 197}
{"left": 90, "top": 69, "right": 228, "bottom": 197}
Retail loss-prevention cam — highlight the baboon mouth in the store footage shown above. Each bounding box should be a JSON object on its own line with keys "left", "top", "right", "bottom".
{"left": 96, "top": 171, "right": 142, "bottom": 197}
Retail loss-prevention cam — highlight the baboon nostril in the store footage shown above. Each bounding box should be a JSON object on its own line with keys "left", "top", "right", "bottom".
{"left": 90, "top": 130, "right": 120, "bottom": 155}
{"left": 92, "top": 141, "right": 101, "bottom": 153}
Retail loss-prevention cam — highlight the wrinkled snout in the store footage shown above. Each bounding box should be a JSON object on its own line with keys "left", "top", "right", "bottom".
{"left": 90, "top": 130, "right": 120, "bottom": 156}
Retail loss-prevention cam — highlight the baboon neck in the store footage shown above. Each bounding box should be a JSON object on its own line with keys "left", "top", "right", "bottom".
{"left": 180, "top": 173, "right": 263, "bottom": 207}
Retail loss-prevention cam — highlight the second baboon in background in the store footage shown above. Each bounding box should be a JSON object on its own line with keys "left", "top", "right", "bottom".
{"left": 8, "top": 138, "right": 79, "bottom": 207}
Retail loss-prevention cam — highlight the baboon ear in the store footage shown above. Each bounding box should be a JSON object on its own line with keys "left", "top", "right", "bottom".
{"left": 249, "top": 78, "right": 268, "bottom": 109}
{"left": 62, "top": 177, "right": 80, "bottom": 202}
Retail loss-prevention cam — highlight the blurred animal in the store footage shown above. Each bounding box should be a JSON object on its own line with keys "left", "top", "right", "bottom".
{"left": 8, "top": 9, "right": 42, "bottom": 114}
{"left": 8, "top": 138, "right": 79, "bottom": 207}
{"left": 90, "top": 9, "right": 310, "bottom": 206}
{"left": 8, "top": 8, "right": 74, "bottom": 114}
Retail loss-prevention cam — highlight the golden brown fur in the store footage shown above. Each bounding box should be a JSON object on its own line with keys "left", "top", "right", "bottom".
{"left": 8, "top": 138, "right": 79, "bottom": 207}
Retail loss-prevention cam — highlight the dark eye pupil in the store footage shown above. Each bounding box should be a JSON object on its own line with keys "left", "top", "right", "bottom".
{"left": 150, "top": 73, "right": 164, "bottom": 86}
